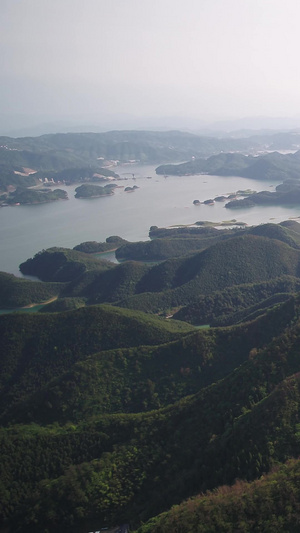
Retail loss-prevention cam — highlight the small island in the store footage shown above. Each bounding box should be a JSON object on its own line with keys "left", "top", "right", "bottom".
{"left": 225, "top": 180, "right": 300, "bottom": 209}
{"left": 195, "top": 190, "right": 257, "bottom": 207}
{"left": 124, "top": 185, "right": 139, "bottom": 192}
{"left": 1, "top": 187, "right": 68, "bottom": 206}
{"left": 74, "top": 183, "right": 116, "bottom": 199}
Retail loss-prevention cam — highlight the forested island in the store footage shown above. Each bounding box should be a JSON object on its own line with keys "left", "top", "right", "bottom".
{"left": 225, "top": 178, "right": 300, "bottom": 208}
{"left": 75, "top": 183, "right": 116, "bottom": 198}
{"left": 156, "top": 149, "right": 300, "bottom": 181}
{"left": 2, "top": 186, "right": 68, "bottom": 205}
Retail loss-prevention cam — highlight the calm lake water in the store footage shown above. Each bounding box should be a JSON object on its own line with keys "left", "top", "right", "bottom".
{"left": 1, "top": 162, "right": 300, "bottom": 276}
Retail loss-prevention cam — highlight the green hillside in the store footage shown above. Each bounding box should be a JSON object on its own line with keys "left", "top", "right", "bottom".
{"left": 38, "top": 297, "right": 86, "bottom": 313}
{"left": 73, "top": 236, "right": 127, "bottom": 253}
{"left": 65, "top": 260, "right": 150, "bottom": 303}
{"left": 74, "top": 183, "right": 115, "bottom": 198}
{"left": 135, "top": 458, "right": 300, "bottom": 533}
{"left": 116, "top": 235, "right": 300, "bottom": 314}
{"left": 4, "top": 223, "right": 300, "bottom": 531}
{"left": 19, "top": 247, "right": 113, "bottom": 282}
{"left": 2, "top": 299, "right": 291, "bottom": 426}
{"left": 0, "top": 272, "right": 63, "bottom": 308}
{"left": 248, "top": 222, "right": 300, "bottom": 247}
{"left": 173, "top": 275, "right": 300, "bottom": 326}
{"left": 0, "top": 130, "right": 270, "bottom": 172}
{"left": 7, "top": 187, "right": 68, "bottom": 205}
{"left": 156, "top": 150, "right": 300, "bottom": 181}
{"left": 115, "top": 234, "right": 231, "bottom": 261}
{"left": 2, "top": 294, "right": 300, "bottom": 531}
{"left": 0, "top": 304, "right": 194, "bottom": 422}
{"left": 12, "top": 224, "right": 300, "bottom": 313}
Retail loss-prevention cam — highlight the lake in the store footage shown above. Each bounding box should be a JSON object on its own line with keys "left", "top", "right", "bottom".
{"left": 1, "top": 162, "right": 300, "bottom": 276}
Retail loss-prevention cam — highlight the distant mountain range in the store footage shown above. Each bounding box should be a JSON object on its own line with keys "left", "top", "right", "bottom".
{"left": 1, "top": 130, "right": 300, "bottom": 174}
{"left": 2, "top": 113, "right": 300, "bottom": 137}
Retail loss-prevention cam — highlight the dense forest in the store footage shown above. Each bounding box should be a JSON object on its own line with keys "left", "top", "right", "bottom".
{"left": 156, "top": 150, "right": 300, "bottom": 181}
{"left": 74, "top": 183, "right": 116, "bottom": 199}
{"left": 2, "top": 219, "right": 300, "bottom": 531}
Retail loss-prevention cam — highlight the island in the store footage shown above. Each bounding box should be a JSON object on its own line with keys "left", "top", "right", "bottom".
{"left": 1, "top": 187, "right": 68, "bottom": 206}
{"left": 74, "top": 183, "right": 116, "bottom": 198}
{"left": 155, "top": 150, "right": 300, "bottom": 180}
{"left": 124, "top": 185, "right": 139, "bottom": 192}
{"left": 225, "top": 179, "right": 300, "bottom": 209}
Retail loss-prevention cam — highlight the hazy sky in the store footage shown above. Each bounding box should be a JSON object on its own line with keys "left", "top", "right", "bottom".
{"left": 1, "top": 0, "right": 300, "bottom": 129}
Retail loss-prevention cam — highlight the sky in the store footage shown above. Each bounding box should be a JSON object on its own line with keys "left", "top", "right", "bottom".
{"left": 1, "top": 0, "right": 300, "bottom": 133}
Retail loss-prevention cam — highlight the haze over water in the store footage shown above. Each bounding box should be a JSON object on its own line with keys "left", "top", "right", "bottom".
{"left": 1, "top": 163, "right": 299, "bottom": 276}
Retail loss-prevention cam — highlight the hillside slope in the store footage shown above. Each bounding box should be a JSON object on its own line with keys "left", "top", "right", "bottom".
{"left": 156, "top": 150, "right": 300, "bottom": 180}
{"left": 1, "top": 298, "right": 292, "bottom": 425}
{"left": 2, "top": 296, "right": 300, "bottom": 530}
{"left": 135, "top": 458, "right": 300, "bottom": 533}
{"left": 117, "top": 235, "right": 300, "bottom": 314}
{"left": 0, "top": 304, "right": 194, "bottom": 421}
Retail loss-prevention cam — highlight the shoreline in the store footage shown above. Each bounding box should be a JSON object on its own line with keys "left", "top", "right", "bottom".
{"left": 21, "top": 296, "right": 58, "bottom": 309}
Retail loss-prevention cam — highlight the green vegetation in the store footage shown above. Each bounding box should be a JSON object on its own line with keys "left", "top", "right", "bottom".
{"left": 19, "top": 247, "right": 113, "bottom": 282}
{"left": 0, "top": 165, "right": 37, "bottom": 193}
{"left": 5, "top": 187, "right": 68, "bottom": 205}
{"left": 39, "top": 297, "right": 86, "bottom": 313}
{"left": 75, "top": 183, "right": 116, "bottom": 198}
{"left": 149, "top": 225, "right": 222, "bottom": 238}
{"left": 156, "top": 150, "right": 300, "bottom": 181}
{"left": 0, "top": 304, "right": 194, "bottom": 421}
{"left": 0, "top": 272, "right": 63, "bottom": 308}
{"left": 116, "top": 237, "right": 221, "bottom": 261}
{"left": 195, "top": 219, "right": 247, "bottom": 226}
{"left": 4, "top": 221, "right": 300, "bottom": 530}
{"left": 135, "top": 458, "right": 300, "bottom": 532}
{"left": 74, "top": 236, "right": 127, "bottom": 253}
{"left": 0, "top": 130, "right": 279, "bottom": 173}
{"left": 124, "top": 185, "right": 139, "bottom": 192}
{"left": 226, "top": 186, "right": 300, "bottom": 209}
{"left": 115, "top": 234, "right": 300, "bottom": 314}
{"left": 14, "top": 223, "right": 300, "bottom": 312}
{"left": 2, "top": 294, "right": 300, "bottom": 530}
{"left": 173, "top": 275, "right": 300, "bottom": 326}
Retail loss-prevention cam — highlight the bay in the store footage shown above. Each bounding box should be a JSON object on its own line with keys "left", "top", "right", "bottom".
{"left": 1, "top": 162, "right": 300, "bottom": 276}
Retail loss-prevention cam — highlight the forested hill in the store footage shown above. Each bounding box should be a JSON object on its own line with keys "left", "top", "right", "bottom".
{"left": 4, "top": 222, "right": 300, "bottom": 531}
{"left": 2, "top": 294, "right": 300, "bottom": 531}
{"left": 7, "top": 222, "right": 300, "bottom": 322}
{"left": 156, "top": 149, "right": 300, "bottom": 180}
{"left": 0, "top": 130, "right": 245, "bottom": 170}
{"left": 135, "top": 458, "right": 300, "bottom": 533}
{"left": 1, "top": 130, "right": 300, "bottom": 172}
